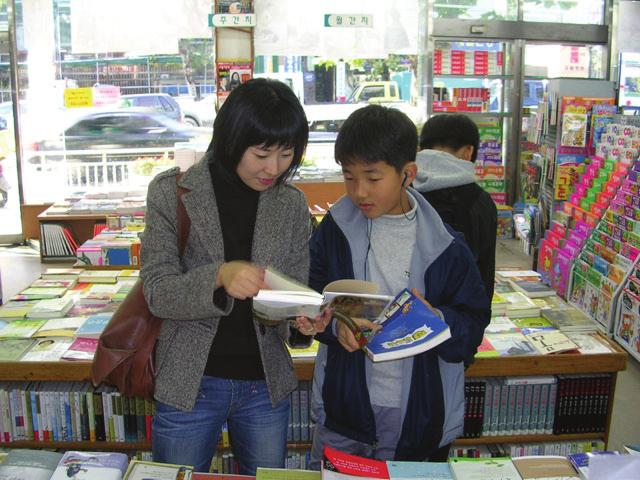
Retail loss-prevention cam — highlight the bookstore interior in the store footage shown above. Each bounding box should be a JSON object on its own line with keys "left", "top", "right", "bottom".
{"left": 1, "top": 0, "right": 640, "bottom": 478}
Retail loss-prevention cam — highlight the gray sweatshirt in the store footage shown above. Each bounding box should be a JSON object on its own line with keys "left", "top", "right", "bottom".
{"left": 413, "top": 149, "right": 476, "bottom": 192}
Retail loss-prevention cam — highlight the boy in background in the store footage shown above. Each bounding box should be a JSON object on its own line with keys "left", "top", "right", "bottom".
{"left": 414, "top": 113, "right": 497, "bottom": 300}
{"left": 308, "top": 105, "right": 490, "bottom": 467}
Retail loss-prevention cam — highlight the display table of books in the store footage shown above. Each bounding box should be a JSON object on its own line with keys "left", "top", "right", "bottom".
{"left": 0, "top": 266, "right": 628, "bottom": 470}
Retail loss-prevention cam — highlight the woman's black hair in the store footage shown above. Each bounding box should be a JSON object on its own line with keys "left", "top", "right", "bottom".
{"left": 419, "top": 113, "right": 480, "bottom": 162}
{"left": 207, "top": 78, "right": 309, "bottom": 185}
{"left": 335, "top": 104, "right": 418, "bottom": 172}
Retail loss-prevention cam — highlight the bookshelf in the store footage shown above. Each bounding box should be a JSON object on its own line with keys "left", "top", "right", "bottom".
{"left": 33, "top": 181, "right": 345, "bottom": 262}
{"left": 0, "top": 339, "right": 626, "bottom": 451}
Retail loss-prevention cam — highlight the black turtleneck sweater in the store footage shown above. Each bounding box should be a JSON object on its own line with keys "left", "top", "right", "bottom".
{"left": 204, "top": 159, "right": 264, "bottom": 379}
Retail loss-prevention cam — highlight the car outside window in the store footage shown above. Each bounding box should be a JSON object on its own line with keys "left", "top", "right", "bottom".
{"left": 159, "top": 96, "right": 176, "bottom": 113}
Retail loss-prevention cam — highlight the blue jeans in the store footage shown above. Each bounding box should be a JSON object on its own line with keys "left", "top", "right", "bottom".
{"left": 152, "top": 376, "right": 290, "bottom": 474}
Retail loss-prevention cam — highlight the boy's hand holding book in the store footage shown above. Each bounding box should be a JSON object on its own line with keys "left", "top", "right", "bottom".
{"left": 336, "top": 317, "right": 381, "bottom": 352}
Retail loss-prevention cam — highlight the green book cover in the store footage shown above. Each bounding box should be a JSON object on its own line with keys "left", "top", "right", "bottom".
{"left": 0, "top": 338, "right": 37, "bottom": 361}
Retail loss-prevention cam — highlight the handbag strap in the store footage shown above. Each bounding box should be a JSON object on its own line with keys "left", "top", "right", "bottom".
{"left": 176, "top": 173, "right": 191, "bottom": 257}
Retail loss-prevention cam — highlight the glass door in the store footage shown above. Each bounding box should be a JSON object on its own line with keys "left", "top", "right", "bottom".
{"left": 0, "top": 5, "right": 22, "bottom": 244}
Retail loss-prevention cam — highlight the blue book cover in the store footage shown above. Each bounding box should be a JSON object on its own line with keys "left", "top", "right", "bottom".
{"left": 75, "top": 313, "right": 113, "bottom": 338}
{"left": 386, "top": 460, "right": 452, "bottom": 479}
{"left": 363, "top": 289, "right": 451, "bottom": 362}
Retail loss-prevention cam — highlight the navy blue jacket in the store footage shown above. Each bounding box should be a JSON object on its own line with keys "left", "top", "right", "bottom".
{"left": 310, "top": 190, "right": 490, "bottom": 460}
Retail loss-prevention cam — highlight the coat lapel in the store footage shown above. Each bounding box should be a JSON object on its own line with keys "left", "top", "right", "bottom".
{"left": 178, "top": 159, "right": 225, "bottom": 263}
{"left": 176, "top": 158, "right": 288, "bottom": 265}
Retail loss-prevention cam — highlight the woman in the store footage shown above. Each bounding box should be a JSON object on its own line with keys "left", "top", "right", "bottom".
{"left": 141, "top": 78, "right": 321, "bottom": 474}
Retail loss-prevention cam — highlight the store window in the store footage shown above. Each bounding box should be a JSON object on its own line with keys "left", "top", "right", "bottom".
{"left": 524, "top": 44, "right": 606, "bottom": 79}
{"left": 433, "top": 0, "right": 516, "bottom": 20}
{"left": 522, "top": 0, "right": 605, "bottom": 24}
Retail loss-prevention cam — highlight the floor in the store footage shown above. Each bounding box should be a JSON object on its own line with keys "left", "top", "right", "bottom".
{"left": 1, "top": 239, "right": 638, "bottom": 451}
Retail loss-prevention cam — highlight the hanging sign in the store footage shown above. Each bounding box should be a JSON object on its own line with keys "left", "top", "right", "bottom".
{"left": 209, "top": 13, "right": 256, "bottom": 28}
{"left": 323, "top": 14, "right": 373, "bottom": 28}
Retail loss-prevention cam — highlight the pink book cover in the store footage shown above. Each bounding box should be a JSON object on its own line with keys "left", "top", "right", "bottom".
{"left": 573, "top": 220, "right": 594, "bottom": 237}
{"left": 550, "top": 220, "right": 567, "bottom": 237}
{"left": 590, "top": 201, "right": 607, "bottom": 218}
{"left": 62, "top": 337, "right": 98, "bottom": 361}
{"left": 552, "top": 248, "right": 573, "bottom": 297}
{"left": 562, "top": 239, "right": 582, "bottom": 258}
{"left": 545, "top": 229, "right": 564, "bottom": 247}
{"left": 568, "top": 229, "right": 588, "bottom": 247}
{"left": 537, "top": 238, "right": 555, "bottom": 282}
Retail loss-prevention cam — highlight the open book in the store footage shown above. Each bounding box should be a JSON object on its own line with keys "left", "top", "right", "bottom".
{"left": 253, "top": 268, "right": 393, "bottom": 325}
{"left": 254, "top": 269, "right": 451, "bottom": 362}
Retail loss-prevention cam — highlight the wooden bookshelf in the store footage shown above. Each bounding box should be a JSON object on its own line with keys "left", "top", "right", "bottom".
{"left": 0, "top": 347, "right": 626, "bottom": 451}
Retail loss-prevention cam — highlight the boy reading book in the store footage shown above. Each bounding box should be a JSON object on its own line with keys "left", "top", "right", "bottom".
{"left": 305, "top": 105, "right": 490, "bottom": 468}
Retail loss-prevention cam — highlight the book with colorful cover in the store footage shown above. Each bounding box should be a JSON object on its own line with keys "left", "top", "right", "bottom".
{"left": 0, "top": 338, "right": 37, "bottom": 361}
{"left": 61, "top": 337, "right": 99, "bottom": 361}
{"left": 32, "top": 316, "right": 87, "bottom": 338}
{"left": 0, "top": 300, "right": 39, "bottom": 321}
{"left": 21, "top": 337, "right": 75, "bottom": 361}
{"left": 485, "top": 316, "right": 521, "bottom": 334}
{"left": 511, "top": 317, "right": 554, "bottom": 331}
{"left": 474, "top": 336, "right": 500, "bottom": 358}
{"left": 13, "top": 286, "right": 68, "bottom": 300}
{"left": 50, "top": 451, "right": 129, "bottom": 480}
{"left": 386, "top": 461, "right": 452, "bottom": 479}
{"left": 484, "top": 332, "right": 537, "bottom": 356}
{"left": 75, "top": 312, "right": 114, "bottom": 338}
{"left": 360, "top": 289, "right": 451, "bottom": 362}
{"left": 322, "top": 446, "right": 389, "bottom": 479}
{"left": 448, "top": 457, "right": 521, "bottom": 480}
{"left": 0, "top": 319, "right": 47, "bottom": 338}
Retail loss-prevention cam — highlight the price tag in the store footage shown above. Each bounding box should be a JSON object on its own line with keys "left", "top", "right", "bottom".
{"left": 209, "top": 13, "right": 256, "bottom": 28}
{"left": 323, "top": 14, "right": 373, "bottom": 28}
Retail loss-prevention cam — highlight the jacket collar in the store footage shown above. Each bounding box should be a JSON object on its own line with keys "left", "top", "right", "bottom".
{"left": 176, "top": 157, "right": 289, "bottom": 263}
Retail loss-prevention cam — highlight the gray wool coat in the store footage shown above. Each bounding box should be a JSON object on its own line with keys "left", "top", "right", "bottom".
{"left": 140, "top": 158, "right": 311, "bottom": 411}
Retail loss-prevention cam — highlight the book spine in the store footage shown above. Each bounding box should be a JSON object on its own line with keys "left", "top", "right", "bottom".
{"left": 86, "top": 387, "right": 96, "bottom": 442}
{"left": 29, "top": 384, "right": 40, "bottom": 442}
{"left": 299, "top": 381, "right": 309, "bottom": 442}
{"left": 482, "top": 378, "right": 493, "bottom": 437}
{"left": 490, "top": 378, "right": 501, "bottom": 436}
{"left": 514, "top": 383, "right": 525, "bottom": 435}
{"left": 522, "top": 383, "right": 533, "bottom": 436}
{"left": 546, "top": 380, "right": 558, "bottom": 434}
{"left": 506, "top": 383, "right": 517, "bottom": 435}
{"left": 529, "top": 383, "right": 541, "bottom": 435}
{"left": 498, "top": 378, "right": 509, "bottom": 435}
{"left": 538, "top": 382, "right": 549, "bottom": 434}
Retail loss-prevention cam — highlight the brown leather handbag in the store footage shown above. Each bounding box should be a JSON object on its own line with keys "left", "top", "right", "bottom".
{"left": 91, "top": 177, "right": 190, "bottom": 399}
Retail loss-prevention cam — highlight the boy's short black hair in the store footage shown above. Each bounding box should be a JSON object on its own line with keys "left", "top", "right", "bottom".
{"left": 335, "top": 104, "right": 418, "bottom": 172}
{"left": 208, "top": 78, "right": 309, "bottom": 184}
{"left": 419, "top": 114, "right": 480, "bottom": 162}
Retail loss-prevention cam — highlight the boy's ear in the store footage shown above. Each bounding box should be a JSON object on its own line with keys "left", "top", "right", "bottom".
{"left": 402, "top": 162, "right": 418, "bottom": 187}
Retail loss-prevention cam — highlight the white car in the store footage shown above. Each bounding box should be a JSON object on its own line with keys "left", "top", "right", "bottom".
{"left": 175, "top": 95, "right": 216, "bottom": 128}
